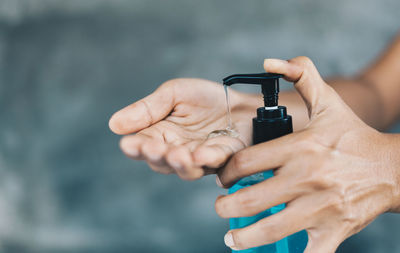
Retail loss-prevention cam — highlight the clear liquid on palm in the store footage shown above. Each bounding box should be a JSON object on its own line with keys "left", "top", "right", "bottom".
{"left": 207, "top": 85, "right": 238, "bottom": 139}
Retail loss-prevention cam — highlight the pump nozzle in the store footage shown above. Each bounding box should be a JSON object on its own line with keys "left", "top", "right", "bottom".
{"left": 223, "top": 73, "right": 283, "bottom": 108}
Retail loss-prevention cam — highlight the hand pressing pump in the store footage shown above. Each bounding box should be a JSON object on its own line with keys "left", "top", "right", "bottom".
{"left": 223, "top": 73, "right": 307, "bottom": 253}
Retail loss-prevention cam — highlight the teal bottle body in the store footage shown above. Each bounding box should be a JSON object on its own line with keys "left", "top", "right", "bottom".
{"left": 229, "top": 106, "right": 308, "bottom": 253}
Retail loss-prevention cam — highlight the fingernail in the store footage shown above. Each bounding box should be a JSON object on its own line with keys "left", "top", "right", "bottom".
{"left": 224, "top": 232, "right": 235, "bottom": 248}
{"left": 216, "top": 176, "right": 223, "bottom": 188}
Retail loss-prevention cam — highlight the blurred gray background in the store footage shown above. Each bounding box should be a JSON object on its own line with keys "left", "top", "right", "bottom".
{"left": 0, "top": 0, "right": 400, "bottom": 252}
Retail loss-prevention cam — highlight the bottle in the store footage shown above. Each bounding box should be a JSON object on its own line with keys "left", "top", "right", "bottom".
{"left": 223, "top": 73, "right": 308, "bottom": 253}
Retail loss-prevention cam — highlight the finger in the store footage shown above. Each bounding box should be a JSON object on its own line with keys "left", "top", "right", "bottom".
{"left": 304, "top": 229, "right": 341, "bottom": 253}
{"left": 141, "top": 140, "right": 174, "bottom": 174}
{"left": 109, "top": 83, "right": 175, "bottom": 135}
{"left": 192, "top": 136, "right": 246, "bottom": 169}
{"left": 217, "top": 131, "right": 302, "bottom": 188}
{"left": 119, "top": 134, "right": 151, "bottom": 160}
{"left": 215, "top": 173, "right": 298, "bottom": 218}
{"left": 166, "top": 146, "right": 204, "bottom": 180}
{"left": 224, "top": 200, "right": 313, "bottom": 251}
{"left": 141, "top": 140, "right": 168, "bottom": 164}
{"left": 264, "top": 57, "right": 337, "bottom": 117}
{"left": 147, "top": 161, "right": 174, "bottom": 175}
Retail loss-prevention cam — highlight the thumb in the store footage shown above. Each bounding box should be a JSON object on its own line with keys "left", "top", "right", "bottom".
{"left": 264, "top": 56, "right": 336, "bottom": 118}
{"left": 109, "top": 82, "right": 175, "bottom": 135}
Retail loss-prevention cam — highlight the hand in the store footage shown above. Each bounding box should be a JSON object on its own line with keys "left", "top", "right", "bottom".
{"left": 109, "top": 78, "right": 255, "bottom": 180}
{"left": 215, "top": 57, "right": 400, "bottom": 252}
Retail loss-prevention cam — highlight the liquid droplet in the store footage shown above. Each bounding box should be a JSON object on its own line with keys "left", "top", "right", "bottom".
{"left": 224, "top": 85, "right": 232, "bottom": 129}
{"left": 207, "top": 85, "right": 239, "bottom": 139}
{"left": 207, "top": 128, "right": 239, "bottom": 139}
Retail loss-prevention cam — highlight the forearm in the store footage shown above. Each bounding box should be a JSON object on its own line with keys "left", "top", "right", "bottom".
{"left": 360, "top": 33, "right": 400, "bottom": 128}
{"left": 277, "top": 33, "right": 400, "bottom": 131}
{"left": 278, "top": 78, "right": 393, "bottom": 131}
{"left": 245, "top": 77, "right": 390, "bottom": 131}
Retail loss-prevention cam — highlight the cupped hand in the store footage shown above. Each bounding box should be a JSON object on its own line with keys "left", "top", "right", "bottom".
{"left": 109, "top": 78, "right": 255, "bottom": 180}
{"left": 215, "top": 57, "right": 400, "bottom": 252}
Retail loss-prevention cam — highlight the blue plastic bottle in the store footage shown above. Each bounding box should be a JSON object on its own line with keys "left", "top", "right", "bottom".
{"left": 229, "top": 171, "right": 308, "bottom": 253}
{"left": 223, "top": 73, "right": 308, "bottom": 253}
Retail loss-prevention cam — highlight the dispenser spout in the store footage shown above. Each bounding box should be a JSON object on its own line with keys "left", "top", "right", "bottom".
{"left": 222, "top": 73, "right": 283, "bottom": 108}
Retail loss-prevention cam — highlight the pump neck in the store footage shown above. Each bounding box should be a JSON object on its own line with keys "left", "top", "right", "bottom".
{"left": 222, "top": 73, "right": 282, "bottom": 108}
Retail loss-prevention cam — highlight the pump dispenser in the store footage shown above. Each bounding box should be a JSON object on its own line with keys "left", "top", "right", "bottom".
{"left": 223, "top": 73, "right": 292, "bottom": 144}
{"left": 223, "top": 73, "right": 307, "bottom": 253}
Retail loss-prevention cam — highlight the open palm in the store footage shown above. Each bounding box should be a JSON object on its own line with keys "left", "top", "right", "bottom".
{"left": 109, "top": 78, "right": 254, "bottom": 180}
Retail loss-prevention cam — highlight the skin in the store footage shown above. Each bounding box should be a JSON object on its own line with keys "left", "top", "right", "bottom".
{"left": 276, "top": 33, "right": 400, "bottom": 131}
{"left": 216, "top": 57, "right": 400, "bottom": 252}
{"left": 109, "top": 78, "right": 256, "bottom": 180}
{"left": 109, "top": 34, "right": 400, "bottom": 252}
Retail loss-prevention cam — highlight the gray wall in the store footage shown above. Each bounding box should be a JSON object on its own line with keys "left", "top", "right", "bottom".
{"left": 0, "top": 0, "right": 399, "bottom": 252}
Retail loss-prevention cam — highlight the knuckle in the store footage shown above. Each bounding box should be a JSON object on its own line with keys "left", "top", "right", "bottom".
{"left": 298, "top": 159, "right": 333, "bottom": 191}
{"left": 296, "top": 133, "right": 322, "bottom": 156}
{"left": 315, "top": 175, "right": 333, "bottom": 190}
{"left": 316, "top": 189, "right": 350, "bottom": 219}
{"left": 303, "top": 166, "right": 331, "bottom": 191}
{"left": 296, "top": 56, "right": 314, "bottom": 68}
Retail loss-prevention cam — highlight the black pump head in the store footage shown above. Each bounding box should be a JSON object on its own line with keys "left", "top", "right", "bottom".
{"left": 223, "top": 73, "right": 283, "bottom": 107}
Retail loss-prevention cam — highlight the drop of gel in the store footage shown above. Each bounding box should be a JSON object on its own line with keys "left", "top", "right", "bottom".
{"left": 207, "top": 127, "right": 239, "bottom": 139}
{"left": 207, "top": 85, "right": 239, "bottom": 139}
{"left": 224, "top": 85, "right": 233, "bottom": 129}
